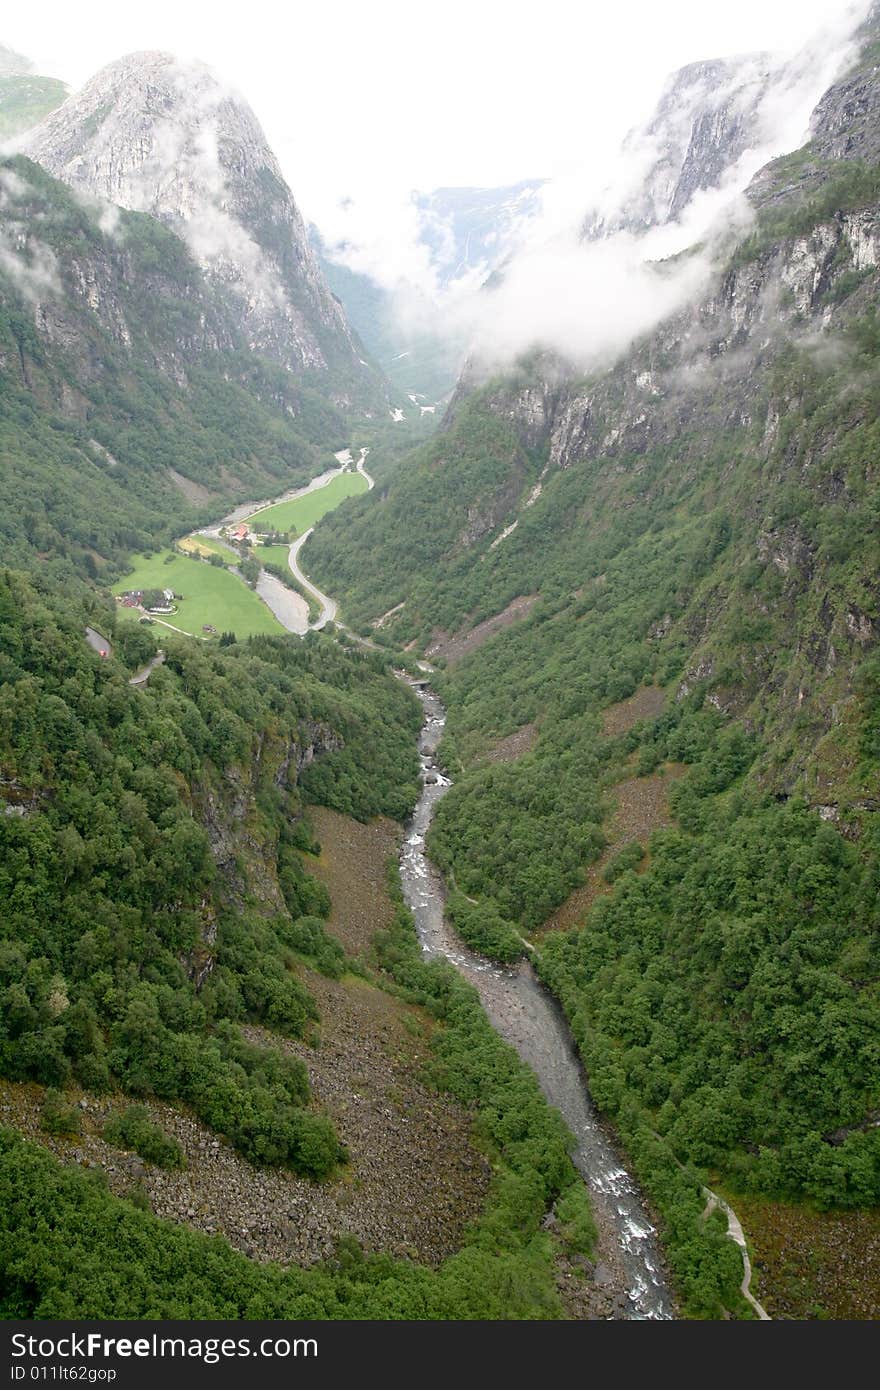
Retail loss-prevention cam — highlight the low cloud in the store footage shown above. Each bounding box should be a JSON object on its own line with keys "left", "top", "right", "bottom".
{"left": 0, "top": 166, "right": 61, "bottom": 302}
{"left": 0, "top": 230, "right": 60, "bottom": 303}
{"left": 314, "top": 3, "right": 870, "bottom": 377}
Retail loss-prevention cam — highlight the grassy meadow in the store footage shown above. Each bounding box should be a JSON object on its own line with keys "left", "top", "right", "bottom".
{"left": 113, "top": 550, "right": 282, "bottom": 637}
{"left": 249, "top": 471, "right": 367, "bottom": 535}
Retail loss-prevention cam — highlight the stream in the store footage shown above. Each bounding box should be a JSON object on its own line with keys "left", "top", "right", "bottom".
{"left": 194, "top": 463, "right": 675, "bottom": 1317}
{"left": 398, "top": 680, "right": 674, "bottom": 1320}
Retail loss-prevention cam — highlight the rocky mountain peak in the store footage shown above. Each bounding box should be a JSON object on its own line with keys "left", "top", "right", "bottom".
{"left": 22, "top": 50, "right": 382, "bottom": 396}
{"left": 583, "top": 52, "right": 776, "bottom": 239}
{"left": 584, "top": 30, "right": 860, "bottom": 243}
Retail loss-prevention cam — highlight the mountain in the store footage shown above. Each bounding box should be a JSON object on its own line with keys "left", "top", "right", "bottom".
{"left": 413, "top": 180, "right": 546, "bottom": 287}
{"left": 305, "top": 16, "right": 880, "bottom": 1316}
{"left": 0, "top": 44, "right": 67, "bottom": 139}
{"left": 313, "top": 180, "right": 546, "bottom": 402}
{"left": 21, "top": 51, "right": 389, "bottom": 409}
{"left": 583, "top": 34, "right": 857, "bottom": 240}
{"left": 3, "top": 14, "right": 880, "bottom": 1326}
{"left": 0, "top": 51, "right": 602, "bottom": 1327}
{"left": 0, "top": 152, "right": 354, "bottom": 576}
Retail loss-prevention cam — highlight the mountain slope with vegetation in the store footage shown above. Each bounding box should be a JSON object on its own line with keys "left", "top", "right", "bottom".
{"left": 0, "top": 51, "right": 613, "bottom": 1321}
{"left": 0, "top": 154, "right": 353, "bottom": 579}
{"left": 304, "top": 16, "right": 880, "bottom": 1312}
{"left": 0, "top": 570, "right": 422, "bottom": 1168}
{"left": 0, "top": 576, "right": 603, "bottom": 1320}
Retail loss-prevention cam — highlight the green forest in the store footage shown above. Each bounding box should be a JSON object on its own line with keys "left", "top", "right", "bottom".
{"left": 0, "top": 571, "right": 421, "bottom": 1173}
{"left": 0, "top": 571, "right": 619, "bottom": 1319}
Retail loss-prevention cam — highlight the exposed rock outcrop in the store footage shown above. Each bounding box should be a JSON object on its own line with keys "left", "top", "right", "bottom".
{"left": 21, "top": 51, "right": 386, "bottom": 406}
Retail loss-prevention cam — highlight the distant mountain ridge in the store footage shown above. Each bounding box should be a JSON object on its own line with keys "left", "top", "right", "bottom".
{"left": 583, "top": 29, "right": 862, "bottom": 241}
{"left": 0, "top": 44, "right": 67, "bottom": 139}
{"left": 314, "top": 179, "right": 545, "bottom": 402}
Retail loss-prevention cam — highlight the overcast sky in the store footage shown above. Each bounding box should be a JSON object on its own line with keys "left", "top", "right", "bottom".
{"left": 3, "top": 0, "right": 870, "bottom": 221}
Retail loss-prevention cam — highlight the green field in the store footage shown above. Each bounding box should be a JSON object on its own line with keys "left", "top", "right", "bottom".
{"left": 257, "top": 543, "right": 292, "bottom": 569}
{"left": 249, "top": 472, "right": 368, "bottom": 535}
{"left": 113, "top": 551, "right": 283, "bottom": 638}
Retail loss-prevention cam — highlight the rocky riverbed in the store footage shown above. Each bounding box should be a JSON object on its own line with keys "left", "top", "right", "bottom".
{"left": 399, "top": 679, "right": 675, "bottom": 1320}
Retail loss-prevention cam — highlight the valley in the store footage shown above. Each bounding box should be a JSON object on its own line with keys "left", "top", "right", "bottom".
{"left": 1, "top": 1, "right": 879, "bottom": 1330}
{"left": 112, "top": 453, "right": 371, "bottom": 639}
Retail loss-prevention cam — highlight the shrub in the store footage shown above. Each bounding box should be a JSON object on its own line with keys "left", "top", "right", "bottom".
{"left": 40, "top": 1090, "right": 81, "bottom": 1136}
{"left": 103, "top": 1105, "right": 185, "bottom": 1169}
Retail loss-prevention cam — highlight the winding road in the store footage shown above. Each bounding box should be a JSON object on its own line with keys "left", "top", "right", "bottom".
{"left": 702, "top": 1188, "right": 770, "bottom": 1320}
{"left": 128, "top": 651, "right": 166, "bottom": 686}
{"left": 356, "top": 447, "right": 375, "bottom": 490}
{"left": 85, "top": 628, "right": 166, "bottom": 687}
{"left": 84, "top": 626, "right": 111, "bottom": 657}
{"left": 190, "top": 449, "right": 372, "bottom": 637}
{"left": 288, "top": 531, "right": 337, "bottom": 629}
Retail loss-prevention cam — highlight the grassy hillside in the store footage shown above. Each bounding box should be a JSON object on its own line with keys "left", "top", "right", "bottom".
{"left": 250, "top": 471, "right": 368, "bottom": 535}
{"left": 0, "top": 74, "right": 67, "bottom": 137}
{"left": 113, "top": 549, "right": 284, "bottom": 638}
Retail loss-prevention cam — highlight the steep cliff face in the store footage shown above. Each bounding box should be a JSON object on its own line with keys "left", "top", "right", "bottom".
{"left": 585, "top": 54, "right": 777, "bottom": 238}
{"left": 22, "top": 51, "right": 386, "bottom": 407}
{"left": 0, "top": 154, "right": 350, "bottom": 571}
{"left": 197, "top": 720, "right": 343, "bottom": 920}
{"left": 584, "top": 26, "right": 860, "bottom": 242}
{"left": 307, "top": 24, "right": 880, "bottom": 818}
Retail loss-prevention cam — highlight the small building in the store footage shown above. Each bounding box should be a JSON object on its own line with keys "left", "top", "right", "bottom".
{"left": 230, "top": 523, "right": 250, "bottom": 542}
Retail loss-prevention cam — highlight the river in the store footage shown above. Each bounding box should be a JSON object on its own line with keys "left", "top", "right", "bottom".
{"left": 195, "top": 464, "right": 676, "bottom": 1317}
{"left": 398, "top": 680, "right": 674, "bottom": 1320}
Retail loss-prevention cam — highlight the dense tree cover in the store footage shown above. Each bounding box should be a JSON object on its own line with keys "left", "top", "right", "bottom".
{"left": 432, "top": 743, "right": 607, "bottom": 933}
{"left": 307, "top": 390, "right": 543, "bottom": 633}
{"left": 0, "top": 883, "right": 606, "bottom": 1320}
{"left": 445, "top": 891, "right": 525, "bottom": 964}
{"left": 539, "top": 786, "right": 880, "bottom": 1199}
{"left": 0, "top": 570, "right": 419, "bottom": 1174}
{"left": 0, "top": 140, "right": 616, "bottom": 1325}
